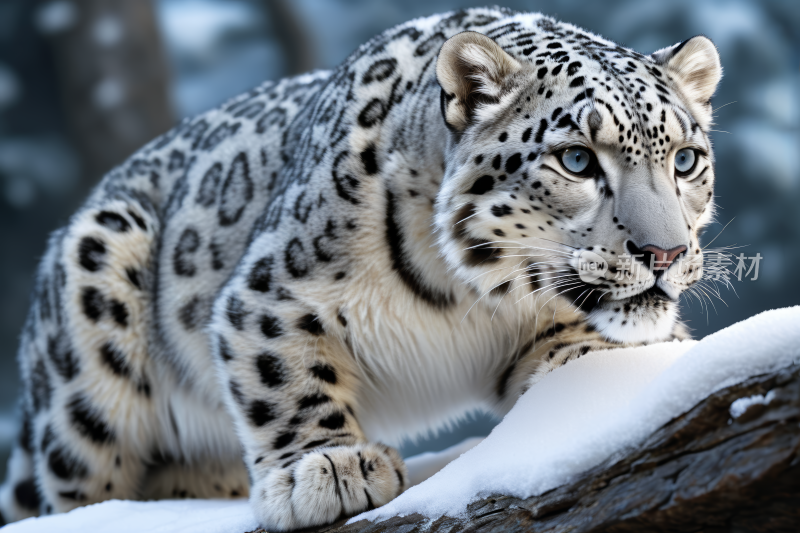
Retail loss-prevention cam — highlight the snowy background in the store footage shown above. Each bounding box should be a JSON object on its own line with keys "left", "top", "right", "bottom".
{"left": 0, "top": 0, "right": 798, "bottom": 479}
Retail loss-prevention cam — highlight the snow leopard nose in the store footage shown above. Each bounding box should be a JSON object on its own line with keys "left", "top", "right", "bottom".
{"left": 626, "top": 242, "right": 687, "bottom": 272}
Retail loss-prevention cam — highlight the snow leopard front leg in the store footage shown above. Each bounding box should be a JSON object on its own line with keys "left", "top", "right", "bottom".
{"left": 209, "top": 268, "right": 407, "bottom": 531}
{"left": 494, "top": 319, "right": 691, "bottom": 410}
{"left": 524, "top": 318, "right": 691, "bottom": 388}
{"left": 490, "top": 320, "right": 623, "bottom": 413}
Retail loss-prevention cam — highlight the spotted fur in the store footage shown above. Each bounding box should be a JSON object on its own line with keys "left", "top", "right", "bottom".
{"left": 0, "top": 8, "right": 721, "bottom": 530}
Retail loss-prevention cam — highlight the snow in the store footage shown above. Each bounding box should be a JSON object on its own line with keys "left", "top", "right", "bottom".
{"left": 404, "top": 437, "right": 484, "bottom": 487}
{"left": 5, "top": 307, "right": 799, "bottom": 532}
{"left": 2, "top": 439, "right": 485, "bottom": 533}
{"left": 3, "top": 499, "right": 257, "bottom": 533}
{"left": 354, "top": 306, "right": 800, "bottom": 523}
{"left": 729, "top": 390, "right": 776, "bottom": 419}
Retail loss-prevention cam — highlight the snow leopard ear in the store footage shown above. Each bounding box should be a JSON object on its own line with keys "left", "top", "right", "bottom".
{"left": 436, "top": 31, "right": 522, "bottom": 132}
{"left": 651, "top": 36, "right": 722, "bottom": 126}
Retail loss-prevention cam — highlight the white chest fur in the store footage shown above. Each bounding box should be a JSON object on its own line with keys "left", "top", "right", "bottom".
{"left": 348, "top": 289, "right": 519, "bottom": 446}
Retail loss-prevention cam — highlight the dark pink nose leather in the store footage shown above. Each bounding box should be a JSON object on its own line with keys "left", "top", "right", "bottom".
{"left": 642, "top": 245, "right": 687, "bottom": 270}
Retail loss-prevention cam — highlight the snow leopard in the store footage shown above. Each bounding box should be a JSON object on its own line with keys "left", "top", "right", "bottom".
{"left": 0, "top": 7, "right": 722, "bottom": 530}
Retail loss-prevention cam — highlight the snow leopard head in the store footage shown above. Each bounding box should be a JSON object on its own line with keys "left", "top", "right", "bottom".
{"left": 434, "top": 22, "right": 722, "bottom": 343}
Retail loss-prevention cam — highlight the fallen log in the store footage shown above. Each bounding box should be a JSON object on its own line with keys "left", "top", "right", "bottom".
{"left": 278, "top": 363, "right": 800, "bottom": 533}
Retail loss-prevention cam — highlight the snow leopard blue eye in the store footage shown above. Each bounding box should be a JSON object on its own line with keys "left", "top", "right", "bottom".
{"left": 674, "top": 148, "right": 697, "bottom": 175}
{"left": 559, "top": 147, "right": 594, "bottom": 176}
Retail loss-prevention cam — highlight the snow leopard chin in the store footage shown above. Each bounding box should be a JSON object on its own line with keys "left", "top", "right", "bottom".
{"left": 587, "top": 287, "right": 680, "bottom": 344}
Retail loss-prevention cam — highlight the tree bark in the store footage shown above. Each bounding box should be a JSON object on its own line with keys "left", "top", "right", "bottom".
{"left": 276, "top": 363, "right": 800, "bottom": 533}
{"left": 42, "top": 0, "right": 174, "bottom": 186}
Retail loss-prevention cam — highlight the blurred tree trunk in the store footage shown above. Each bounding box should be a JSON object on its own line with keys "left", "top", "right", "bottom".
{"left": 40, "top": 0, "right": 174, "bottom": 187}
{"left": 262, "top": 0, "right": 316, "bottom": 75}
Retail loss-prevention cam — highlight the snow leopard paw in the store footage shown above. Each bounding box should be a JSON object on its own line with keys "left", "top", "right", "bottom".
{"left": 251, "top": 442, "right": 407, "bottom": 531}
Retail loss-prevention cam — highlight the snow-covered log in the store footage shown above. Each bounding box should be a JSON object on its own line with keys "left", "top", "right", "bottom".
{"left": 323, "top": 362, "right": 800, "bottom": 533}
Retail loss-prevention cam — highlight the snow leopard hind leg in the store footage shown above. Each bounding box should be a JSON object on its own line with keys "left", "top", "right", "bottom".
{"left": 0, "top": 195, "right": 167, "bottom": 519}
{"left": 209, "top": 266, "right": 408, "bottom": 531}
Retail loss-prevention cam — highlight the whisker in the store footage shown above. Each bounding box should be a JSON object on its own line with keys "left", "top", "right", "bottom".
{"left": 508, "top": 275, "right": 579, "bottom": 296}
{"left": 713, "top": 100, "right": 737, "bottom": 113}
{"left": 532, "top": 236, "right": 580, "bottom": 250}
{"left": 450, "top": 204, "right": 482, "bottom": 226}
{"left": 540, "top": 283, "right": 585, "bottom": 313}
{"left": 574, "top": 287, "right": 602, "bottom": 311}
{"left": 462, "top": 240, "right": 573, "bottom": 257}
{"left": 522, "top": 281, "right": 583, "bottom": 308}
{"left": 514, "top": 281, "right": 582, "bottom": 306}
{"left": 702, "top": 217, "right": 736, "bottom": 250}
{"left": 464, "top": 260, "right": 528, "bottom": 285}
{"left": 508, "top": 264, "right": 572, "bottom": 280}
{"left": 461, "top": 273, "right": 520, "bottom": 324}
{"left": 518, "top": 272, "right": 579, "bottom": 286}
